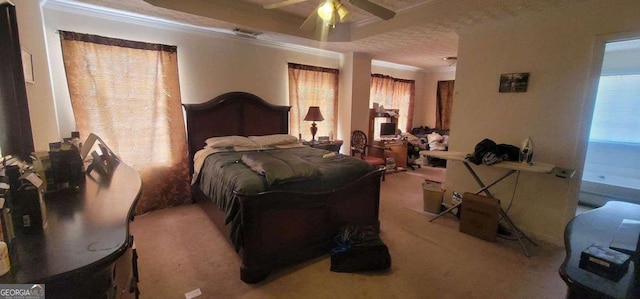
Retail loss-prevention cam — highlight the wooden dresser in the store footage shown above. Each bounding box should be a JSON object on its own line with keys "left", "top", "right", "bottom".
{"left": 0, "top": 156, "right": 141, "bottom": 298}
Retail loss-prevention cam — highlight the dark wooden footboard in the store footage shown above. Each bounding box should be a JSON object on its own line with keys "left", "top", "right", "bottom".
{"left": 194, "top": 168, "right": 383, "bottom": 283}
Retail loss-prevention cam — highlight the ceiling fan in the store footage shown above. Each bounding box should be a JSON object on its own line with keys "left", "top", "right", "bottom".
{"left": 263, "top": 0, "right": 396, "bottom": 31}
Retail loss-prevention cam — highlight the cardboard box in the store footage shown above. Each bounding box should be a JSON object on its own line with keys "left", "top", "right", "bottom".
{"left": 459, "top": 193, "right": 500, "bottom": 242}
{"left": 422, "top": 181, "right": 443, "bottom": 214}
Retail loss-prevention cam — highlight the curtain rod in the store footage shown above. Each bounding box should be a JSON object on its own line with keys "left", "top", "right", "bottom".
{"left": 57, "top": 30, "right": 177, "bottom": 53}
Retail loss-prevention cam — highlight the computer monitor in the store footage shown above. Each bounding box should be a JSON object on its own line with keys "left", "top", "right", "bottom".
{"left": 380, "top": 122, "right": 397, "bottom": 138}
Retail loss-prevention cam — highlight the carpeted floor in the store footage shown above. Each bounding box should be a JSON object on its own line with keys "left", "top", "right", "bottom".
{"left": 391, "top": 165, "right": 446, "bottom": 183}
{"left": 130, "top": 166, "right": 567, "bottom": 299}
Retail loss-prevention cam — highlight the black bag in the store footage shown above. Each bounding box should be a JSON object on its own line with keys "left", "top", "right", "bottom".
{"left": 469, "top": 139, "right": 521, "bottom": 165}
{"left": 330, "top": 225, "right": 391, "bottom": 273}
{"left": 468, "top": 139, "right": 497, "bottom": 165}
{"left": 496, "top": 144, "right": 520, "bottom": 162}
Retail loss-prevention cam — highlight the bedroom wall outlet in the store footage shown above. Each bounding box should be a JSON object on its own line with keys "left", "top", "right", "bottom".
{"left": 553, "top": 167, "right": 576, "bottom": 179}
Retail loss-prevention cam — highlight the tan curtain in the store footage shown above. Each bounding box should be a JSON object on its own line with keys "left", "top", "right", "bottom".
{"left": 60, "top": 31, "right": 190, "bottom": 214}
{"left": 436, "top": 80, "right": 455, "bottom": 130}
{"left": 288, "top": 63, "right": 339, "bottom": 141}
{"left": 370, "top": 74, "right": 415, "bottom": 133}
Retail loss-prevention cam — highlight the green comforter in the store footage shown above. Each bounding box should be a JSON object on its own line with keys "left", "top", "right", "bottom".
{"left": 196, "top": 146, "right": 373, "bottom": 251}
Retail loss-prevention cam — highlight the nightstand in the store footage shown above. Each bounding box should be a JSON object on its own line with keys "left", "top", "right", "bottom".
{"left": 305, "top": 140, "right": 343, "bottom": 152}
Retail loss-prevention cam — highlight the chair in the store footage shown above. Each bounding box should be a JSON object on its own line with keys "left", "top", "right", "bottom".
{"left": 351, "top": 130, "right": 386, "bottom": 181}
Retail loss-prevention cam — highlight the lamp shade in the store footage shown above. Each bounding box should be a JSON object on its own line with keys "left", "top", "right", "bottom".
{"left": 304, "top": 106, "right": 324, "bottom": 122}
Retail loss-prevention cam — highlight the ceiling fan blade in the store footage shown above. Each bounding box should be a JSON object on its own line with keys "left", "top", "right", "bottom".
{"left": 299, "top": 10, "right": 318, "bottom": 31}
{"left": 348, "top": 0, "right": 396, "bottom": 20}
{"left": 263, "top": 0, "right": 309, "bottom": 10}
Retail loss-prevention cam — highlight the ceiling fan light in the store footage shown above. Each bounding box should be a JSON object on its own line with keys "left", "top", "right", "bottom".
{"left": 335, "top": 3, "right": 349, "bottom": 21}
{"left": 317, "top": 1, "right": 334, "bottom": 22}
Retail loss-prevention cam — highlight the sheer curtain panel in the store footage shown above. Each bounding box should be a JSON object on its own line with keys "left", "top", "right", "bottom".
{"left": 60, "top": 31, "right": 190, "bottom": 214}
{"left": 288, "top": 63, "right": 339, "bottom": 141}
{"left": 370, "top": 74, "right": 415, "bottom": 133}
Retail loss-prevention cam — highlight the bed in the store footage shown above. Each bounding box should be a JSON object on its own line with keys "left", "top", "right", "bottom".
{"left": 183, "top": 92, "right": 384, "bottom": 283}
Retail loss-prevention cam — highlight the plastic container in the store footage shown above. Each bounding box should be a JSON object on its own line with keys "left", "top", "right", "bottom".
{"left": 422, "top": 180, "right": 444, "bottom": 214}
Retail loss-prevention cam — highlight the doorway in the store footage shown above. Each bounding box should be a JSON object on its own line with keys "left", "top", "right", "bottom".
{"left": 579, "top": 38, "right": 640, "bottom": 208}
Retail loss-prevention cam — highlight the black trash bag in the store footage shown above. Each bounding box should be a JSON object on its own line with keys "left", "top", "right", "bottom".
{"left": 330, "top": 225, "right": 391, "bottom": 273}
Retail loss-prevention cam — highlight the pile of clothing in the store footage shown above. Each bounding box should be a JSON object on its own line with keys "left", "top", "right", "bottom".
{"left": 467, "top": 138, "right": 520, "bottom": 166}
{"left": 409, "top": 126, "right": 450, "bottom": 151}
{"left": 426, "top": 132, "right": 448, "bottom": 151}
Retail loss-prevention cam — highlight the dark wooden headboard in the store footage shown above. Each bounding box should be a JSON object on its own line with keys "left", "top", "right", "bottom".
{"left": 182, "top": 92, "right": 290, "bottom": 172}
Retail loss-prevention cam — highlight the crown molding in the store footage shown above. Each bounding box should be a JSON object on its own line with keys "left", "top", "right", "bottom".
{"left": 44, "top": 0, "right": 342, "bottom": 60}
{"left": 424, "top": 65, "right": 457, "bottom": 74}
{"left": 372, "top": 59, "right": 423, "bottom": 72}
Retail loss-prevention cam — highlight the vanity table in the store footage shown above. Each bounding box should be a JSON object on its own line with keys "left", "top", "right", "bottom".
{"left": 0, "top": 153, "right": 141, "bottom": 298}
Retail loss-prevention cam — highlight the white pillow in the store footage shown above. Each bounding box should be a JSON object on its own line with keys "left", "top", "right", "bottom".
{"left": 205, "top": 135, "right": 258, "bottom": 148}
{"left": 249, "top": 134, "right": 298, "bottom": 147}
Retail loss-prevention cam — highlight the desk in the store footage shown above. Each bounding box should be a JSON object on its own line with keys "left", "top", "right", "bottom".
{"left": 0, "top": 156, "right": 141, "bottom": 298}
{"left": 559, "top": 201, "right": 640, "bottom": 299}
{"left": 374, "top": 140, "right": 408, "bottom": 170}
{"left": 422, "top": 150, "right": 555, "bottom": 257}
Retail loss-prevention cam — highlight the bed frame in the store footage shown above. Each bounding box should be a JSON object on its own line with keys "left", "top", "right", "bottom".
{"left": 183, "top": 92, "right": 383, "bottom": 283}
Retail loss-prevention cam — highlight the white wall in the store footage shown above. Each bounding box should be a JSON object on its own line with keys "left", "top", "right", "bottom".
{"left": 448, "top": 0, "right": 640, "bottom": 244}
{"left": 41, "top": 2, "right": 342, "bottom": 146}
{"left": 15, "top": 0, "right": 59, "bottom": 152}
{"left": 39, "top": 2, "right": 440, "bottom": 154}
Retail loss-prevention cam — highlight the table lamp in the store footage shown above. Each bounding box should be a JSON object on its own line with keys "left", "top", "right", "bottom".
{"left": 304, "top": 106, "right": 324, "bottom": 143}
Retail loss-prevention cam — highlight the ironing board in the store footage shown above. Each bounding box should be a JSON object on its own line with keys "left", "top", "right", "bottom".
{"left": 421, "top": 150, "right": 555, "bottom": 257}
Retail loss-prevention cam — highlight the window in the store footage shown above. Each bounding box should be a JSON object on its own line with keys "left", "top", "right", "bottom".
{"left": 370, "top": 74, "right": 415, "bottom": 133}
{"left": 60, "top": 31, "right": 190, "bottom": 214}
{"left": 288, "top": 63, "right": 339, "bottom": 141}
{"left": 589, "top": 74, "right": 640, "bottom": 144}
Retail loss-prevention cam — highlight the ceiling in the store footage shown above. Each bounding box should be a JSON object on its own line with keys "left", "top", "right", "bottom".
{"left": 47, "top": 0, "right": 582, "bottom": 71}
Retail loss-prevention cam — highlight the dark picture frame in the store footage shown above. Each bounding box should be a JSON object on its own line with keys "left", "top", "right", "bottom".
{"left": 499, "top": 73, "right": 529, "bottom": 93}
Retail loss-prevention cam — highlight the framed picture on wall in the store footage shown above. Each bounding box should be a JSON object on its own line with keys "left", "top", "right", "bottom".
{"left": 21, "top": 48, "right": 34, "bottom": 84}
{"left": 499, "top": 72, "right": 529, "bottom": 93}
